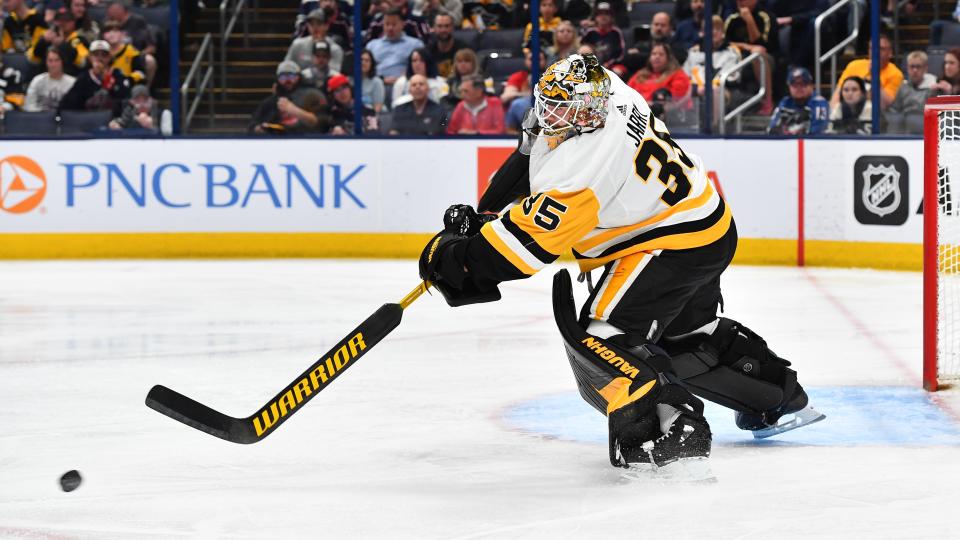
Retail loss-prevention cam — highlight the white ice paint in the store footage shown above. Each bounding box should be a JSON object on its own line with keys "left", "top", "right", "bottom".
{"left": 0, "top": 260, "right": 957, "bottom": 539}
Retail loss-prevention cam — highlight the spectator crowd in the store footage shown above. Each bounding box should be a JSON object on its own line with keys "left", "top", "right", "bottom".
{"left": 249, "top": 0, "right": 960, "bottom": 137}
{"left": 5, "top": 0, "right": 960, "bottom": 136}
{"left": 0, "top": 0, "right": 166, "bottom": 133}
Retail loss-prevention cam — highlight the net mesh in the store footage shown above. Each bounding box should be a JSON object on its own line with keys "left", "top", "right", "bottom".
{"left": 938, "top": 109, "right": 960, "bottom": 380}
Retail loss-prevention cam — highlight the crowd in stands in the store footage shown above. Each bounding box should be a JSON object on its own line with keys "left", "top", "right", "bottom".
{"left": 248, "top": 0, "right": 960, "bottom": 136}
{"left": 5, "top": 0, "right": 960, "bottom": 137}
{"left": 0, "top": 0, "right": 167, "bottom": 133}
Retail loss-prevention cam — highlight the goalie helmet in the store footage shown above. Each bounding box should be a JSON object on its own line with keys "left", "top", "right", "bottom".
{"left": 533, "top": 53, "right": 611, "bottom": 136}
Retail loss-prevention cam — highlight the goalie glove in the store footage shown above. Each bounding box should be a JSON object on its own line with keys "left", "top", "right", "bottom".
{"left": 443, "top": 204, "right": 497, "bottom": 236}
{"left": 419, "top": 205, "right": 501, "bottom": 307}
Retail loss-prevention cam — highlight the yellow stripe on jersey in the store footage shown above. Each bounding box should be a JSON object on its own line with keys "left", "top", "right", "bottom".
{"left": 593, "top": 251, "right": 648, "bottom": 320}
{"left": 578, "top": 200, "right": 732, "bottom": 272}
{"left": 480, "top": 223, "right": 540, "bottom": 275}
{"left": 482, "top": 188, "right": 601, "bottom": 275}
{"left": 577, "top": 180, "right": 717, "bottom": 253}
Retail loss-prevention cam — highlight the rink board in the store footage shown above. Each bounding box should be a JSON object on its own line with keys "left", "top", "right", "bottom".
{"left": 0, "top": 138, "right": 923, "bottom": 270}
{"left": 505, "top": 386, "right": 960, "bottom": 447}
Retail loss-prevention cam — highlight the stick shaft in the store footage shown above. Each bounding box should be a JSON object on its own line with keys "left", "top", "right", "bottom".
{"left": 146, "top": 282, "right": 428, "bottom": 443}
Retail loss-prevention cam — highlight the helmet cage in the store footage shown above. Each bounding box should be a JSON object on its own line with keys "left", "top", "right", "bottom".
{"left": 534, "top": 92, "right": 586, "bottom": 135}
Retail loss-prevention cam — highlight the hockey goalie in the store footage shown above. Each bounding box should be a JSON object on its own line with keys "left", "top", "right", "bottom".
{"left": 418, "top": 54, "right": 824, "bottom": 478}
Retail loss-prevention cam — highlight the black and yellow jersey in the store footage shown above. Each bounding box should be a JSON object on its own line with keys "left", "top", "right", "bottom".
{"left": 1, "top": 8, "right": 47, "bottom": 54}
{"left": 110, "top": 44, "right": 146, "bottom": 83}
{"left": 461, "top": 68, "right": 731, "bottom": 285}
{"left": 66, "top": 31, "right": 90, "bottom": 68}
{"left": 28, "top": 31, "right": 89, "bottom": 69}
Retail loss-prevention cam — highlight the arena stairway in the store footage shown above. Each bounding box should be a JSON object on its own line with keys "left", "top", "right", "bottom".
{"left": 161, "top": 2, "right": 300, "bottom": 134}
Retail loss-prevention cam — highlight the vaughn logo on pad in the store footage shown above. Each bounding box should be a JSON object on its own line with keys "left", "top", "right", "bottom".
{"left": 854, "top": 155, "right": 908, "bottom": 225}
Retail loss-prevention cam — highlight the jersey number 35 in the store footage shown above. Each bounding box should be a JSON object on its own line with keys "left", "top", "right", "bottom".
{"left": 634, "top": 126, "right": 694, "bottom": 207}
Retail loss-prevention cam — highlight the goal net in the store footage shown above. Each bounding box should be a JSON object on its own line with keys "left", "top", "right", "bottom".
{"left": 925, "top": 97, "right": 960, "bottom": 390}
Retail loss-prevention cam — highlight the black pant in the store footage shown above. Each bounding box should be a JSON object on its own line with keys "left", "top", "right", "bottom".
{"left": 579, "top": 219, "right": 738, "bottom": 342}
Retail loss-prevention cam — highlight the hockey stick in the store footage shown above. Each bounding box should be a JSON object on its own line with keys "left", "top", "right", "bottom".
{"left": 145, "top": 281, "right": 431, "bottom": 444}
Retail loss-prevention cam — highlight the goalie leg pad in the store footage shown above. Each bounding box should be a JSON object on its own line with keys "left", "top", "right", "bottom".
{"left": 659, "top": 318, "right": 808, "bottom": 423}
{"left": 553, "top": 269, "right": 668, "bottom": 414}
{"left": 553, "top": 270, "right": 711, "bottom": 467}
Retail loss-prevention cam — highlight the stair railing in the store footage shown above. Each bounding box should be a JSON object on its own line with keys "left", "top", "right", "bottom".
{"left": 814, "top": 0, "right": 860, "bottom": 99}
{"left": 219, "top": 0, "right": 249, "bottom": 101}
{"left": 717, "top": 51, "right": 766, "bottom": 135}
{"left": 181, "top": 33, "right": 216, "bottom": 132}
{"left": 892, "top": 0, "right": 914, "bottom": 58}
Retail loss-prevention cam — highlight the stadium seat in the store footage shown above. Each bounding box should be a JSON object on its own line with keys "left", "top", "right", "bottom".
{"left": 87, "top": 5, "right": 106, "bottom": 22}
{"left": 779, "top": 26, "right": 792, "bottom": 61}
{"left": 1, "top": 111, "right": 58, "bottom": 136}
{"left": 453, "top": 29, "right": 479, "bottom": 50}
{"left": 58, "top": 110, "right": 113, "bottom": 134}
{"left": 937, "top": 22, "right": 960, "bottom": 47}
{"left": 378, "top": 111, "right": 392, "bottom": 134}
{"left": 133, "top": 6, "right": 171, "bottom": 30}
{"left": 476, "top": 48, "right": 517, "bottom": 60}
{"left": 622, "top": 26, "right": 636, "bottom": 49}
{"left": 483, "top": 55, "right": 526, "bottom": 80}
{"left": 476, "top": 29, "right": 525, "bottom": 56}
{"left": 341, "top": 50, "right": 353, "bottom": 76}
{"left": 628, "top": 1, "right": 673, "bottom": 24}
{"left": 927, "top": 46, "right": 948, "bottom": 75}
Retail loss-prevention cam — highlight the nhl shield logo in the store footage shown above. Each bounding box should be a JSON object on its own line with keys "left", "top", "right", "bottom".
{"left": 853, "top": 156, "right": 909, "bottom": 226}
{"left": 861, "top": 163, "right": 901, "bottom": 217}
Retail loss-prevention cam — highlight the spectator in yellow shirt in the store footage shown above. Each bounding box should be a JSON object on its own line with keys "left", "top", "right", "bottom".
{"left": 523, "top": 0, "right": 562, "bottom": 45}
{"left": 830, "top": 34, "right": 903, "bottom": 110}
{"left": 102, "top": 21, "right": 147, "bottom": 85}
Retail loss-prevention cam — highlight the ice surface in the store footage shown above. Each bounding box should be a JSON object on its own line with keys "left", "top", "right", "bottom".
{"left": 0, "top": 260, "right": 958, "bottom": 539}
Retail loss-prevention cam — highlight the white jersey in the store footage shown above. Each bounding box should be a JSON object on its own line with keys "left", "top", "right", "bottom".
{"left": 479, "top": 68, "right": 731, "bottom": 275}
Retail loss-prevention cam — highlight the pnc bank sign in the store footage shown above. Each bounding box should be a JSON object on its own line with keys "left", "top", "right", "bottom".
{"left": 0, "top": 155, "right": 367, "bottom": 214}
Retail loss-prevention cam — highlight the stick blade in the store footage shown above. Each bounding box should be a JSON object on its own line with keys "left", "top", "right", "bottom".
{"left": 146, "top": 385, "right": 256, "bottom": 444}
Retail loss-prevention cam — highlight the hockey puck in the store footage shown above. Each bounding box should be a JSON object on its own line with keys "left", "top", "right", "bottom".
{"left": 59, "top": 470, "right": 82, "bottom": 492}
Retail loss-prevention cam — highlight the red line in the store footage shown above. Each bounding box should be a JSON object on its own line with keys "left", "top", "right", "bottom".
{"left": 798, "top": 138, "right": 805, "bottom": 267}
{"left": 799, "top": 270, "right": 960, "bottom": 426}
{"left": 801, "top": 269, "right": 916, "bottom": 383}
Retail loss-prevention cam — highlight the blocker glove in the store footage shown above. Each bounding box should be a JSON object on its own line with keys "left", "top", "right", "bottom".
{"left": 419, "top": 205, "right": 501, "bottom": 307}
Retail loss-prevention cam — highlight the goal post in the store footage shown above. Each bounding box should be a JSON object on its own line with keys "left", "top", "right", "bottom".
{"left": 924, "top": 96, "right": 960, "bottom": 391}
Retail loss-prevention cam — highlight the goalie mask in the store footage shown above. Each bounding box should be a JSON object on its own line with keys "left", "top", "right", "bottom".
{"left": 534, "top": 54, "right": 611, "bottom": 136}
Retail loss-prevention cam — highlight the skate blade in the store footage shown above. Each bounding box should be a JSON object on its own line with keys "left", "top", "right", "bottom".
{"left": 621, "top": 458, "right": 717, "bottom": 484}
{"left": 752, "top": 406, "right": 826, "bottom": 439}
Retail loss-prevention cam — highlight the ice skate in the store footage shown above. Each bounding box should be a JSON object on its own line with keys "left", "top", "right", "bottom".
{"left": 616, "top": 403, "right": 716, "bottom": 483}
{"left": 736, "top": 383, "right": 825, "bottom": 438}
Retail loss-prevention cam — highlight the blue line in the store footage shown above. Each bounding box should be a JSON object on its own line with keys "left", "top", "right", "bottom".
{"left": 504, "top": 387, "right": 960, "bottom": 447}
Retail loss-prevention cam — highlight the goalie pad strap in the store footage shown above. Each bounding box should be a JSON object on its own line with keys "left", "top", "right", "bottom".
{"left": 661, "top": 318, "right": 798, "bottom": 414}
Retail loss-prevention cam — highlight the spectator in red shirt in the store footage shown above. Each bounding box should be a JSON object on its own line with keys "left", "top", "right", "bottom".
{"left": 446, "top": 75, "right": 504, "bottom": 134}
{"left": 627, "top": 42, "right": 691, "bottom": 103}
{"left": 500, "top": 47, "right": 547, "bottom": 107}
{"left": 580, "top": 2, "right": 624, "bottom": 68}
